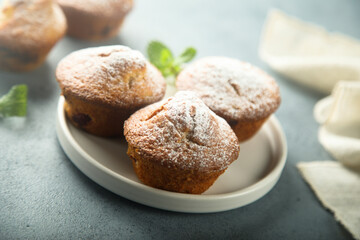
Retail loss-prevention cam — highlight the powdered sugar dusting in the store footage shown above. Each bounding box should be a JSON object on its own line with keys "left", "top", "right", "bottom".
{"left": 56, "top": 45, "right": 166, "bottom": 107}
{"left": 124, "top": 91, "right": 240, "bottom": 172}
{"left": 176, "top": 57, "right": 281, "bottom": 121}
{"left": 0, "top": 0, "right": 66, "bottom": 47}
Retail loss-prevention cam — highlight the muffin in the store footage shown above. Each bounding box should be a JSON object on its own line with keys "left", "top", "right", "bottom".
{"left": 0, "top": 0, "right": 66, "bottom": 71}
{"left": 57, "top": 0, "right": 133, "bottom": 41}
{"left": 124, "top": 91, "right": 240, "bottom": 194}
{"left": 56, "top": 45, "right": 166, "bottom": 137}
{"left": 176, "top": 57, "right": 281, "bottom": 142}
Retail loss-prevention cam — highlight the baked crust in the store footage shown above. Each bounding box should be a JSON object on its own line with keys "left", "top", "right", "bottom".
{"left": 176, "top": 57, "right": 281, "bottom": 141}
{"left": 57, "top": 0, "right": 133, "bottom": 41}
{"left": 56, "top": 45, "right": 166, "bottom": 108}
{"left": 56, "top": 45, "right": 166, "bottom": 137}
{"left": 124, "top": 91, "right": 240, "bottom": 193}
{"left": 229, "top": 117, "right": 269, "bottom": 142}
{"left": 0, "top": 0, "right": 67, "bottom": 71}
{"left": 176, "top": 57, "right": 281, "bottom": 122}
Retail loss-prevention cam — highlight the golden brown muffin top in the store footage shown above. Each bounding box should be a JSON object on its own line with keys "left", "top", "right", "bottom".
{"left": 0, "top": 0, "right": 66, "bottom": 49}
{"left": 56, "top": 45, "right": 166, "bottom": 108}
{"left": 124, "top": 91, "right": 240, "bottom": 173}
{"left": 57, "top": 0, "right": 132, "bottom": 18}
{"left": 176, "top": 57, "right": 281, "bottom": 122}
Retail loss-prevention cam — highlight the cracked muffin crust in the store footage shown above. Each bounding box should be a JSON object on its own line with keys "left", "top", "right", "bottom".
{"left": 176, "top": 57, "right": 281, "bottom": 142}
{"left": 124, "top": 91, "right": 240, "bottom": 194}
{"left": 0, "top": 0, "right": 66, "bottom": 71}
{"left": 57, "top": 0, "right": 133, "bottom": 41}
{"left": 56, "top": 45, "right": 166, "bottom": 137}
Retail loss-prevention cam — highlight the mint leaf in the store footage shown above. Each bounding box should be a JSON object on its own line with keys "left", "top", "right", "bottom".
{"left": 147, "top": 40, "right": 197, "bottom": 81}
{"left": 174, "top": 47, "right": 196, "bottom": 65}
{"left": 0, "top": 84, "right": 28, "bottom": 117}
{"left": 147, "top": 41, "right": 174, "bottom": 70}
{"left": 162, "top": 67, "right": 174, "bottom": 78}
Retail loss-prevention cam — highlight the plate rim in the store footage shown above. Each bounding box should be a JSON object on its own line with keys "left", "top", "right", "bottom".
{"left": 56, "top": 96, "right": 287, "bottom": 212}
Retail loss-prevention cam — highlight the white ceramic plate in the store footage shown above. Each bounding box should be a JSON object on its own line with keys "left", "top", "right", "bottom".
{"left": 56, "top": 96, "right": 287, "bottom": 213}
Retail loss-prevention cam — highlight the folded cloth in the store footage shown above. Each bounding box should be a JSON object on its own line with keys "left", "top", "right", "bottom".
{"left": 297, "top": 161, "right": 360, "bottom": 240}
{"left": 259, "top": 10, "right": 360, "bottom": 238}
{"left": 259, "top": 9, "right": 360, "bottom": 93}
{"left": 314, "top": 81, "right": 360, "bottom": 168}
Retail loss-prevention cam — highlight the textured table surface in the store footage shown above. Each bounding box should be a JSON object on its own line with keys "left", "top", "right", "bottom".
{"left": 1, "top": 0, "right": 359, "bottom": 239}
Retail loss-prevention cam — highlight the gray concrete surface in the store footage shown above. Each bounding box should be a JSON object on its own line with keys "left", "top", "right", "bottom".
{"left": 1, "top": 0, "right": 359, "bottom": 239}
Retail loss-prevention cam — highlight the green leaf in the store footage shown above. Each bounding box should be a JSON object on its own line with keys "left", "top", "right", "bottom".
{"left": 159, "top": 49, "right": 173, "bottom": 68}
{"left": 147, "top": 41, "right": 197, "bottom": 79}
{"left": 172, "top": 64, "right": 182, "bottom": 76}
{"left": 147, "top": 41, "right": 174, "bottom": 70}
{"left": 174, "top": 47, "right": 197, "bottom": 65}
{"left": 0, "top": 84, "right": 28, "bottom": 117}
{"left": 162, "top": 68, "right": 173, "bottom": 77}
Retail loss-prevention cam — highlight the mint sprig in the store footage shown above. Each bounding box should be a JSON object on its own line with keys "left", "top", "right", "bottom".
{"left": 0, "top": 84, "right": 28, "bottom": 117}
{"left": 147, "top": 41, "right": 196, "bottom": 84}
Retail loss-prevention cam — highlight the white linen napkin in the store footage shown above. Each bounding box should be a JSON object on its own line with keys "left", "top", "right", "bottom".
{"left": 314, "top": 81, "right": 360, "bottom": 168}
{"left": 297, "top": 161, "right": 360, "bottom": 240}
{"left": 259, "top": 9, "right": 360, "bottom": 239}
{"left": 259, "top": 9, "right": 360, "bottom": 93}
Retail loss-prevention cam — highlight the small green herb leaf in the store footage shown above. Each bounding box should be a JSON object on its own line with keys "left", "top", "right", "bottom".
{"left": 147, "top": 41, "right": 174, "bottom": 70}
{"left": 147, "top": 40, "right": 197, "bottom": 81}
{"left": 0, "top": 84, "right": 28, "bottom": 117}
{"left": 159, "top": 48, "right": 173, "bottom": 68}
{"left": 174, "top": 47, "right": 197, "bottom": 65}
